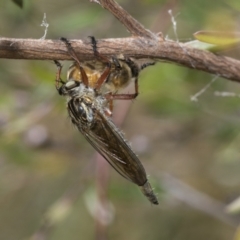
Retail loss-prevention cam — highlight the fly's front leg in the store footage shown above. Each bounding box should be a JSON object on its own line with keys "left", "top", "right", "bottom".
{"left": 60, "top": 37, "right": 89, "bottom": 87}
{"left": 54, "top": 60, "right": 65, "bottom": 92}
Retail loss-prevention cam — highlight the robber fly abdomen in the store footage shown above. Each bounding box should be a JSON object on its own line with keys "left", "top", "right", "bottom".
{"left": 54, "top": 37, "right": 158, "bottom": 205}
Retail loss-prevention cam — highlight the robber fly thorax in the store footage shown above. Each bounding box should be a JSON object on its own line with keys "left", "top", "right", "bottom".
{"left": 54, "top": 37, "right": 158, "bottom": 205}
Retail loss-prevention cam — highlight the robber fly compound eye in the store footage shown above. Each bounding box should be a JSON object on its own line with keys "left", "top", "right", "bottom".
{"left": 78, "top": 105, "right": 84, "bottom": 114}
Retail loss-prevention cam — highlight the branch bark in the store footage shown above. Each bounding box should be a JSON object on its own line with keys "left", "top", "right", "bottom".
{"left": 0, "top": 0, "right": 240, "bottom": 83}
{"left": 93, "top": 0, "right": 158, "bottom": 39}
{"left": 1, "top": 37, "right": 240, "bottom": 83}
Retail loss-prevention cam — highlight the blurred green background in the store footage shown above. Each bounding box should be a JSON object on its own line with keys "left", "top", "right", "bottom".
{"left": 1, "top": 0, "right": 240, "bottom": 239}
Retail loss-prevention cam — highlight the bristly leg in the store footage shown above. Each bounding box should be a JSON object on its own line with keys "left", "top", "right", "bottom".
{"left": 54, "top": 60, "right": 64, "bottom": 92}
{"left": 108, "top": 57, "right": 139, "bottom": 101}
{"left": 140, "top": 61, "right": 155, "bottom": 70}
{"left": 89, "top": 36, "right": 98, "bottom": 56}
{"left": 89, "top": 36, "right": 111, "bottom": 64}
{"left": 88, "top": 36, "right": 112, "bottom": 92}
{"left": 89, "top": 36, "right": 139, "bottom": 101}
{"left": 60, "top": 37, "right": 89, "bottom": 87}
{"left": 111, "top": 56, "right": 122, "bottom": 70}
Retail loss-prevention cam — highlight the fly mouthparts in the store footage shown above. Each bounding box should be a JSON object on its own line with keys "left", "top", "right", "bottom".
{"left": 140, "top": 181, "right": 159, "bottom": 205}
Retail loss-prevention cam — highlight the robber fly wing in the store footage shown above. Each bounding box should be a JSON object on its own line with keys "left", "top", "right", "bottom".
{"left": 78, "top": 108, "right": 148, "bottom": 186}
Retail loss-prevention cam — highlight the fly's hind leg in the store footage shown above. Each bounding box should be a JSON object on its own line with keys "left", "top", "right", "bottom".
{"left": 104, "top": 76, "right": 139, "bottom": 101}
{"left": 110, "top": 59, "right": 155, "bottom": 101}
{"left": 106, "top": 56, "right": 139, "bottom": 101}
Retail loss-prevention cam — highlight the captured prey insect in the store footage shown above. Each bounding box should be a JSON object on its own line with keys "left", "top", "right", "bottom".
{"left": 66, "top": 36, "right": 155, "bottom": 111}
{"left": 54, "top": 37, "right": 158, "bottom": 205}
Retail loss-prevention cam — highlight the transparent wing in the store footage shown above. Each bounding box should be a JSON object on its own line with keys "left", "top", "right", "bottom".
{"left": 77, "top": 108, "right": 147, "bottom": 186}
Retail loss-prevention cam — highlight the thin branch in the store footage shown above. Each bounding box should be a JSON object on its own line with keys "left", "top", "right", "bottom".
{"left": 1, "top": 37, "right": 240, "bottom": 83}
{"left": 91, "top": 0, "right": 158, "bottom": 39}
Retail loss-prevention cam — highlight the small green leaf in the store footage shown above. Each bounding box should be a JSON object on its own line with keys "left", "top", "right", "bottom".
{"left": 184, "top": 40, "right": 218, "bottom": 51}
{"left": 11, "top": 0, "right": 23, "bottom": 8}
{"left": 194, "top": 31, "right": 240, "bottom": 45}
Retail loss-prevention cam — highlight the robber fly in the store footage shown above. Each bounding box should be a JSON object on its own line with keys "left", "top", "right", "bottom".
{"left": 54, "top": 37, "right": 158, "bottom": 205}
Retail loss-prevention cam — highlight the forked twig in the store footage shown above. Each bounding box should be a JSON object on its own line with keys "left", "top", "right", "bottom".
{"left": 91, "top": 0, "right": 159, "bottom": 39}
{"left": 0, "top": 1, "right": 239, "bottom": 84}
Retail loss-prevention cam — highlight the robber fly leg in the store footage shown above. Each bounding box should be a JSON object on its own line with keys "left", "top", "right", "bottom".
{"left": 109, "top": 58, "right": 139, "bottom": 101}
{"left": 88, "top": 36, "right": 110, "bottom": 63}
{"left": 104, "top": 105, "right": 113, "bottom": 117}
{"left": 107, "top": 79, "right": 139, "bottom": 100}
{"left": 60, "top": 37, "right": 89, "bottom": 87}
{"left": 88, "top": 36, "right": 112, "bottom": 92}
{"left": 54, "top": 60, "right": 65, "bottom": 90}
{"left": 139, "top": 61, "right": 155, "bottom": 70}
{"left": 89, "top": 36, "right": 122, "bottom": 71}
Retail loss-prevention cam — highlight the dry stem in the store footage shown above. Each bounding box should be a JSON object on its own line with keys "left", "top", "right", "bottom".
{"left": 1, "top": 0, "right": 239, "bottom": 83}
{"left": 1, "top": 37, "right": 240, "bottom": 83}
{"left": 93, "top": 0, "right": 157, "bottom": 39}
